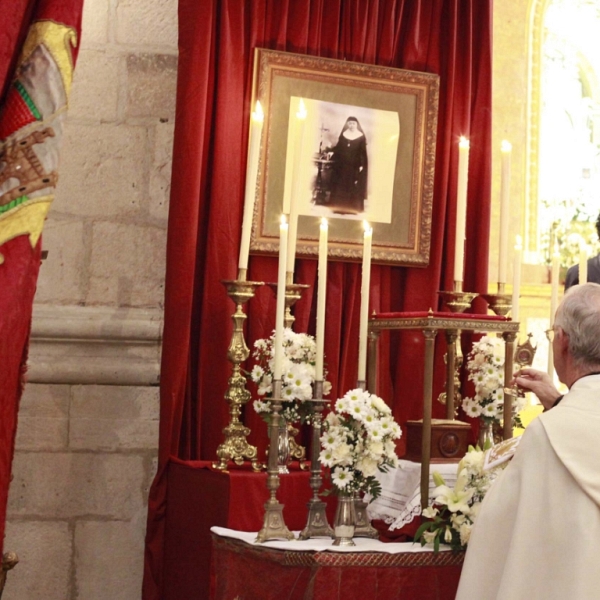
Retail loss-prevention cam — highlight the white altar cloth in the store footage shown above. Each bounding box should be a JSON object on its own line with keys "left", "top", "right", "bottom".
{"left": 366, "top": 460, "right": 459, "bottom": 530}
{"left": 211, "top": 526, "right": 448, "bottom": 553}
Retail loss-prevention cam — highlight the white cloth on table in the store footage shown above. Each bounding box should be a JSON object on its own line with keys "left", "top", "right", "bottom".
{"left": 366, "top": 459, "right": 459, "bottom": 530}
{"left": 210, "top": 526, "right": 449, "bottom": 553}
{"left": 457, "top": 374, "right": 600, "bottom": 600}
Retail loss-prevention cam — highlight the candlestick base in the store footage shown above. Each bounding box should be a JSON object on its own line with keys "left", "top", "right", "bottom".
{"left": 438, "top": 290, "right": 478, "bottom": 313}
{"left": 481, "top": 293, "right": 512, "bottom": 317}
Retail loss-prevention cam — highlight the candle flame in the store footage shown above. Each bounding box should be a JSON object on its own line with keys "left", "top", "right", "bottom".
{"left": 321, "top": 217, "right": 328, "bottom": 227}
{"left": 297, "top": 98, "right": 307, "bottom": 120}
{"left": 252, "top": 100, "right": 264, "bottom": 122}
{"left": 515, "top": 234, "right": 522, "bottom": 250}
{"left": 363, "top": 220, "right": 372, "bottom": 234}
{"left": 280, "top": 214, "right": 287, "bottom": 226}
{"left": 459, "top": 136, "right": 470, "bottom": 149}
{"left": 501, "top": 140, "right": 512, "bottom": 153}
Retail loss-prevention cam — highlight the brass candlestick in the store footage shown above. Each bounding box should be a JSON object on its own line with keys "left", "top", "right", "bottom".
{"left": 482, "top": 282, "right": 512, "bottom": 317}
{"left": 438, "top": 280, "right": 478, "bottom": 313}
{"left": 267, "top": 278, "right": 310, "bottom": 329}
{"left": 298, "top": 381, "right": 334, "bottom": 540}
{"left": 213, "top": 277, "right": 264, "bottom": 472}
{"left": 256, "top": 379, "right": 295, "bottom": 543}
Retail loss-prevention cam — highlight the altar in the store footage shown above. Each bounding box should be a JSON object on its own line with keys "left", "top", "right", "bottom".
{"left": 210, "top": 528, "right": 464, "bottom": 600}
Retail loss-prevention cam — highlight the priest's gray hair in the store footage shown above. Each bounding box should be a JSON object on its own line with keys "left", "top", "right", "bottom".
{"left": 555, "top": 282, "right": 600, "bottom": 367}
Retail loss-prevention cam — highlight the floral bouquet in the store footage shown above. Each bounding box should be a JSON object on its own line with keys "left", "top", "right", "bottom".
{"left": 248, "top": 328, "right": 331, "bottom": 424}
{"left": 318, "top": 388, "right": 401, "bottom": 499}
{"left": 415, "top": 445, "right": 506, "bottom": 552}
{"left": 461, "top": 336, "right": 526, "bottom": 427}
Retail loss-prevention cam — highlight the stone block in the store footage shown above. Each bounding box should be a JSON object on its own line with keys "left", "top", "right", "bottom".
{"left": 116, "top": 0, "right": 178, "bottom": 48}
{"left": 80, "top": 0, "right": 109, "bottom": 45}
{"left": 2, "top": 521, "right": 71, "bottom": 600}
{"left": 74, "top": 519, "right": 145, "bottom": 600}
{"left": 149, "top": 121, "right": 175, "bottom": 222}
{"left": 87, "top": 221, "right": 166, "bottom": 307}
{"left": 126, "top": 53, "right": 177, "bottom": 120}
{"left": 69, "top": 385, "right": 159, "bottom": 450}
{"left": 7, "top": 453, "right": 145, "bottom": 519}
{"left": 14, "top": 384, "right": 70, "bottom": 451}
{"left": 53, "top": 122, "right": 148, "bottom": 218}
{"left": 69, "top": 49, "right": 121, "bottom": 122}
{"left": 35, "top": 219, "right": 86, "bottom": 304}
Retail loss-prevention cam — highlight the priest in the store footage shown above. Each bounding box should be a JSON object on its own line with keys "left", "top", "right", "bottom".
{"left": 456, "top": 283, "right": 600, "bottom": 599}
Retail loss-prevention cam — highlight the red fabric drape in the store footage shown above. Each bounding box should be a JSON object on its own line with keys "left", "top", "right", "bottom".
{"left": 144, "top": 1, "right": 492, "bottom": 597}
{"left": 0, "top": 0, "right": 83, "bottom": 552}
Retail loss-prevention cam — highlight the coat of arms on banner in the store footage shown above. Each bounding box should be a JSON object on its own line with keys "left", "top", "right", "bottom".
{"left": 0, "top": 20, "right": 78, "bottom": 262}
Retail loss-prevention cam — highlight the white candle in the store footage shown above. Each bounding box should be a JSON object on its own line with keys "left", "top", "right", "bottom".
{"left": 358, "top": 222, "right": 373, "bottom": 383}
{"left": 511, "top": 235, "right": 522, "bottom": 322}
{"left": 238, "top": 101, "right": 264, "bottom": 277}
{"left": 454, "top": 137, "right": 470, "bottom": 282}
{"left": 548, "top": 244, "right": 559, "bottom": 376}
{"left": 579, "top": 242, "right": 588, "bottom": 284}
{"left": 316, "top": 218, "right": 328, "bottom": 381}
{"left": 499, "top": 141, "right": 512, "bottom": 284}
{"left": 274, "top": 215, "right": 289, "bottom": 381}
{"left": 286, "top": 98, "right": 307, "bottom": 275}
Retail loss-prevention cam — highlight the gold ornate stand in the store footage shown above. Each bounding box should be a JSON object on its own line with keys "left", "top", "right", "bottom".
{"left": 213, "top": 277, "right": 264, "bottom": 472}
{"left": 256, "top": 380, "right": 295, "bottom": 542}
{"left": 0, "top": 552, "right": 18, "bottom": 600}
{"left": 298, "top": 381, "right": 334, "bottom": 540}
{"left": 482, "top": 282, "right": 512, "bottom": 317}
{"left": 438, "top": 280, "right": 478, "bottom": 313}
{"left": 267, "top": 278, "right": 310, "bottom": 329}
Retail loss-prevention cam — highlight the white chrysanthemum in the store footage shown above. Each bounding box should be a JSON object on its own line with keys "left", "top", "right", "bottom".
{"left": 460, "top": 449, "right": 484, "bottom": 474}
{"left": 332, "top": 443, "right": 352, "bottom": 465}
{"left": 281, "top": 385, "right": 296, "bottom": 401}
{"left": 356, "top": 456, "right": 379, "bottom": 477}
{"left": 250, "top": 365, "right": 264, "bottom": 383}
{"left": 319, "top": 448, "right": 335, "bottom": 467}
{"left": 367, "top": 426, "right": 383, "bottom": 441}
{"left": 323, "top": 381, "right": 332, "bottom": 396}
{"left": 482, "top": 402, "right": 499, "bottom": 418}
{"left": 325, "top": 412, "right": 340, "bottom": 427}
{"left": 335, "top": 397, "right": 351, "bottom": 413}
{"left": 370, "top": 394, "right": 391, "bottom": 414}
{"left": 344, "top": 388, "right": 368, "bottom": 404}
{"left": 253, "top": 399, "right": 271, "bottom": 413}
{"left": 367, "top": 440, "right": 384, "bottom": 459}
{"left": 257, "top": 375, "right": 272, "bottom": 396}
{"left": 321, "top": 430, "right": 342, "bottom": 450}
{"left": 332, "top": 466, "right": 354, "bottom": 489}
{"left": 254, "top": 338, "right": 268, "bottom": 351}
{"left": 463, "top": 401, "right": 482, "bottom": 418}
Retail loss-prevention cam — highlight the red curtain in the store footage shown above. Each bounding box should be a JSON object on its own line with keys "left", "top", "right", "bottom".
{"left": 144, "top": 1, "right": 492, "bottom": 597}
{"left": 0, "top": 0, "right": 83, "bottom": 553}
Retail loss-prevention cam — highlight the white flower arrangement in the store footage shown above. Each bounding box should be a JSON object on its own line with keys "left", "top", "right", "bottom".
{"left": 416, "top": 445, "right": 506, "bottom": 552}
{"left": 461, "top": 336, "right": 526, "bottom": 425}
{"left": 319, "top": 388, "right": 401, "bottom": 498}
{"left": 248, "top": 328, "right": 331, "bottom": 424}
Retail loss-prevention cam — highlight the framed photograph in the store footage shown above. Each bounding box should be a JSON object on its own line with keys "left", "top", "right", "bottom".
{"left": 249, "top": 49, "right": 439, "bottom": 266}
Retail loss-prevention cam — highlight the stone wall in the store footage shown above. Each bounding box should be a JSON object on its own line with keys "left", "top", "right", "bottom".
{"left": 4, "top": 0, "right": 177, "bottom": 597}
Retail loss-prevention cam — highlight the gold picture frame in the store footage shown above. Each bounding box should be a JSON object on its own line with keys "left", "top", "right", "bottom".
{"left": 250, "top": 49, "right": 439, "bottom": 266}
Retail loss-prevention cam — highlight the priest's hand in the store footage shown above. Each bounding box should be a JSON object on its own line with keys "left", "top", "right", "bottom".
{"left": 511, "top": 368, "right": 561, "bottom": 411}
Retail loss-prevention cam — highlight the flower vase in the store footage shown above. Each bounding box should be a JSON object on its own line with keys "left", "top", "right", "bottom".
{"left": 332, "top": 493, "right": 356, "bottom": 547}
{"left": 478, "top": 419, "right": 495, "bottom": 449}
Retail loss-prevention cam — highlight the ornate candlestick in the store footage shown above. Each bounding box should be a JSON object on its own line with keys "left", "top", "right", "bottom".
{"left": 438, "top": 280, "right": 478, "bottom": 313}
{"left": 298, "top": 381, "right": 334, "bottom": 540}
{"left": 482, "top": 282, "right": 512, "bottom": 317}
{"left": 256, "top": 379, "right": 295, "bottom": 542}
{"left": 267, "top": 277, "right": 310, "bottom": 329}
{"left": 437, "top": 330, "right": 463, "bottom": 420}
{"left": 213, "top": 276, "right": 264, "bottom": 472}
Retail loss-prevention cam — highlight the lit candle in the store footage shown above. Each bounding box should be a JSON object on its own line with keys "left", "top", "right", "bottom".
{"left": 274, "top": 215, "right": 289, "bottom": 381}
{"left": 454, "top": 137, "right": 470, "bottom": 282}
{"left": 499, "top": 141, "right": 512, "bottom": 284}
{"left": 579, "top": 242, "right": 588, "bottom": 285}
{"left": 511, "top": 235, "right": 522, "bottom": 323}
{"left": 316, "top": 218, "right": 328, "bottom": 381}
{"left": 548, "top": 244, "right": 559, "bottom": 376}
{"left": 358, "top": 222, "right": 373, "bottom": 383}
{"left": 286, "top": 98, "right": 307, "bottom": 276}
{"left": 238, "top": 101, "right": 264, "bottom": 278}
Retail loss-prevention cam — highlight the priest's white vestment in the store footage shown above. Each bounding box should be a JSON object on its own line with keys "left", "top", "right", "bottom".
{"left": 456, "top": 374, "right": 600, "bottom": 599}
